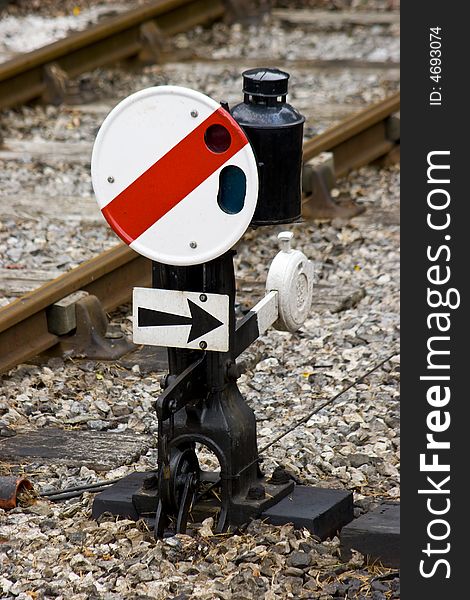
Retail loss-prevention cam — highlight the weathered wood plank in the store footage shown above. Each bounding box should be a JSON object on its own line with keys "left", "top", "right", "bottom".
{"left": 0, "top": 195, "right": 103, "bottom": 223}
{"left": 272, "top": 9, "right": 400, "bottom": 27}
{"left": 0, "top": 428, "right": 154, "bottom": 472}
{"left": 0, "top": 139, "right": 92, "bottom": 164}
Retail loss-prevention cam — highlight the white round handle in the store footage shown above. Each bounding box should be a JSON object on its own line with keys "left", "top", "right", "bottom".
{"left": 278, "top": 231, "right": 294, "bottom": 252}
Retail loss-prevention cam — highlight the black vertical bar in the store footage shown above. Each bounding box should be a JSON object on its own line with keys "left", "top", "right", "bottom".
{"left": 200, "top": 251, "right": 236, "bottom": 385}
{"left": 402, "top": 4, "right": 466, "bottom": 597}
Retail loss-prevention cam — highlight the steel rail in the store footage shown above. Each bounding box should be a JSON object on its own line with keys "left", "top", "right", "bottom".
{"left": 0, "top": 0, "right": 225, "bottom": 110}
{"left": 303, "top": 91, "right": 400, "bottom": 177}
{"left": 0, "top": 93, "right": 399, "bottom": 374}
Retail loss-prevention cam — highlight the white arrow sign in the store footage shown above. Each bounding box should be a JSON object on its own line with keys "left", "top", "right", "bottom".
{"left": 133, "top": 288, "right": 229, "bottom": 352}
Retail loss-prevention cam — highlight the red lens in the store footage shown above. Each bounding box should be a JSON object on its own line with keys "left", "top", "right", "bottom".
{"left": 204, "top": 124, "right": 231, "bottom": 153}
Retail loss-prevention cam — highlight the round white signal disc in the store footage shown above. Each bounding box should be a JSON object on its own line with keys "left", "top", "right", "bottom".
{"left": 266, "top": 233, "right": 314, "bottom": 332}
{"left": 91, "top": 86, "right": 258, "bottom": 266}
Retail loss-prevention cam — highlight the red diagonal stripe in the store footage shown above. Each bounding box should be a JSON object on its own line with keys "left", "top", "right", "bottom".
{"left": 101, "top": 107, "right": 249, "bottom": 245}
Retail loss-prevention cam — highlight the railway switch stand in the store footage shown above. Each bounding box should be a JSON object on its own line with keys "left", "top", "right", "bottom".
{"left": 90, "top": 69, "right": 353, "bottom": 538}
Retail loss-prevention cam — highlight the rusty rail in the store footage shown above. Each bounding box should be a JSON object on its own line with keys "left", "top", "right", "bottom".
{"left": 0, "top": 245, "right": 149, "bottom": 373}
{"left": 0, "top": 0, "right": 225, "bottom": 110}
{"left": 0, "top": 94, "right": 399, "bottom": 374}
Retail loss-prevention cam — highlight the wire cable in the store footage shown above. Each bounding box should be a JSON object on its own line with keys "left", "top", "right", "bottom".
{"left": 259, "top": 350, "right": 399, "bottom": 455}
{"left": 235, "top": 350, "right": 399, "bottom": 479}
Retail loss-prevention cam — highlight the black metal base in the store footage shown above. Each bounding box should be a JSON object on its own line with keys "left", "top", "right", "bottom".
{"left": 340, "top": 502, "right": 400, "bottom": 568}
{"left": 92, "top": 472, "right": 353, "bottom": 540}
{"left": 262, "top": 485, "right": 354, "bottom": 540}
{"left": 92, "top": 472, "right": 147, "bottom": 521}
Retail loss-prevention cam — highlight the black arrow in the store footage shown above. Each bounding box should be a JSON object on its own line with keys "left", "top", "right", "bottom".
{"left": 138, "top": 299, "right": 223, "bottom": 343}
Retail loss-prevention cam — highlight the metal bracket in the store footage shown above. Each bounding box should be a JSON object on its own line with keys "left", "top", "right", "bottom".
{"left": 302, "top": 163, "right": 365, "bottom": 220}
{"left": 138, "top": 21, "right": 166, "bottom": 64}
{"left": 156, "top": 354, "right": 206, "bottom": 421}
{"left": 234, "top": 291, "right": 278, "bottom": 357}
{"left": 54, "top": 294, "right": 134, "bottom": 360}
{"left": 47, "top": 290, "right": 89, "bottom": 336}
{"left": 41, "top": 62, "right": 84, "bottom": 106}
{"left": 42, "top": 63, "right": 69, "bottom": 105}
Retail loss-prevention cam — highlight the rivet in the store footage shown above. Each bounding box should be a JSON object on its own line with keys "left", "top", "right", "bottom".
{"left": 199, "top": 341, "right": 207, "bottom": 350}
{"left": 199, "top": 294, "right": 207, "bottom": 302}
{"left": 107, "top": 176, "right": 114, "bottom": 183}
{"left": 191, "top": 110, "right": 199, "bottom": 118}
{"left": 189, "top": 241, "right": 197, "bottom": 249}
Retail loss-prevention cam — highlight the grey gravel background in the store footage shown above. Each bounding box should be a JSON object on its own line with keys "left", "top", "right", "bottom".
{"left": 1, "top": 3, "right": 400, "bottom": 598}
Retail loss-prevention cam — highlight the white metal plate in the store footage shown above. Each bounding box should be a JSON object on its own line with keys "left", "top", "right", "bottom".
{"left": 133, "top": 287, "right": 229, "bottom": 352}
{"left": 91, "top": 86, "right": 259, "bottom": 266}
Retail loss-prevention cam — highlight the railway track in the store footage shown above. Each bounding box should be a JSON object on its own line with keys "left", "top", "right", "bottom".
{"left": 0, "top": 6, "right": 400, "bottom": 590}
{"left": 0, "top": 93, "right": 399, "bottom": 374}
{"left": 0, "top": 0, "right": 226, "bottom": 110}
{"left": 0, "top": 2, "right": 399, "bottom": 114}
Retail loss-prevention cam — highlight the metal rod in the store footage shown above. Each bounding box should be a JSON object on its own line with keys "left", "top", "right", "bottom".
{"left": 40, "top": 476, "right": 125, "bottom": 497}
{"left": 45, "top": 486, "right": 112, "bottom": 501}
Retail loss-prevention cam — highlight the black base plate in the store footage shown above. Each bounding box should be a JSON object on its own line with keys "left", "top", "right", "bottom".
{"left": 92, "top": 472, "right": 148, "bottom": 521}
{"left": 92, "top": 472, "right": 354, "bottom": 541}
{"left": 340, "top": 502, "right": 400, "bottom": 568}
{"left": 261, "top": 485, "right": 354, "bottom": 540}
